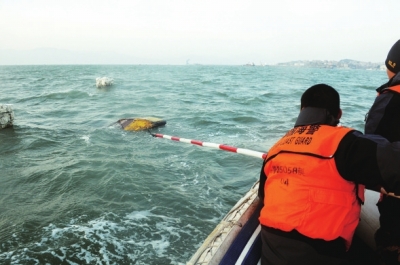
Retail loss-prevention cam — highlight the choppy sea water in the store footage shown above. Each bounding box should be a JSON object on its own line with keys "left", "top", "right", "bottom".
{"left": 0, "top": 65, "right": 386, "bottom": 265}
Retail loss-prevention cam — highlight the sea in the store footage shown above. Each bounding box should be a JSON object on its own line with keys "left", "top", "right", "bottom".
{"left": 0, "top": 65, "right": 387, "bottom": 265}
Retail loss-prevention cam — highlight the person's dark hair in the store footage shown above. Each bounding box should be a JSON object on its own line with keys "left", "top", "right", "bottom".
{"left": 301, "top": 84, "right": 340, "bottom": 117}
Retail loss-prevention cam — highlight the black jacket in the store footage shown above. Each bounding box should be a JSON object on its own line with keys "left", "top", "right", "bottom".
{"left": 365, "top": 72, "right": 400, "bottom": 142}
{"left": 364, "top": 72, "right": 400, "bottom": 239}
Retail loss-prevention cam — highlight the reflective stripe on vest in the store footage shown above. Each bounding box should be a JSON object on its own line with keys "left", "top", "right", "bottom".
{"left": 259, "top": 125, "right": 364, "bottom": 250}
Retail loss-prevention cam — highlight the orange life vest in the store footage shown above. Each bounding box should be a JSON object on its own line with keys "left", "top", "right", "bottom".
{"left": 259, "top": 125, "right": 365, "bottom": 250}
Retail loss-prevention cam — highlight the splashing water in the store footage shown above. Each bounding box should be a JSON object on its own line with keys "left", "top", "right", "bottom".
{"left": 96, "top": 77, "right": 114, "bottom": 88}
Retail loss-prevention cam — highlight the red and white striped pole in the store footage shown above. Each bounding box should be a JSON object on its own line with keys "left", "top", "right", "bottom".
{"left": 151, "top": 133, "right": 267, "bottom": 159}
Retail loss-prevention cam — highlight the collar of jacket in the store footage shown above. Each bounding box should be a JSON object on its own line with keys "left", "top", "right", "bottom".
{"left": 377, "top": 72, "right": 400, "bottom": 93}
{"left": 294, "top": 107, "right": 338, "bottom": 127}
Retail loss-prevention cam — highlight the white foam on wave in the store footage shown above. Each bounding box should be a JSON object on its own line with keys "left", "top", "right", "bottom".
{"left": 95, "top": 77, "right": 114, "bottom": 88}
{"left": 2, "top": 209, "right": 191, "bottom": 264}
{"left": 80, "top": 135, "right": 90, "bottom": 144}
{"left": 150, "top": 234, "right": 170, "bottom": 254}
{"left": 125, "top": 209, "right": 152, "bottom": 220}
{"left": 43, "top": 218, "right": 126, "bottom": 264}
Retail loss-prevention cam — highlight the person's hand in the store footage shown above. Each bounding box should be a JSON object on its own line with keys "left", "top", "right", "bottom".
{"left": 381, "top": 187, "right": 400, "bottom": 198}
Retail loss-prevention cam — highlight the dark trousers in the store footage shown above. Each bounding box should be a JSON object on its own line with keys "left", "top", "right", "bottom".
{"left": 377, "top": 195, "right": 400, "bottom": 244}
{"left": 375, "top": 195, "right": 400, "bottom": 264}
{"left": 260, "top": 226, "right": 351, "bottom": 265}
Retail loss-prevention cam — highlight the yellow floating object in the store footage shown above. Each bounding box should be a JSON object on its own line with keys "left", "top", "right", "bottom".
{"left": 116, "top": 117, "right": 166, "bottom": 131}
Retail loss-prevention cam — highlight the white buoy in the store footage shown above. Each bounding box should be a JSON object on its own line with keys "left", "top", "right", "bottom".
{"left": 0, "top": 104, "right": 14, "bottom": 129}
{"left": 96, "top": 77, "right": 114, "bottom": 88}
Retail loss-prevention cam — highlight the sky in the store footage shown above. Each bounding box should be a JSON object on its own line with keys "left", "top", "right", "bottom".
{"left": 0, "top": 0, "right": 399, "bottom": 65}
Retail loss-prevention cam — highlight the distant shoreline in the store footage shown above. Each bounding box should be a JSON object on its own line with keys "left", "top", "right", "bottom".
{"left": 0, "top": 59, "right": 386, "bottom": 70}
{"left": 274, "top": 59, "right": 385, "bottom": 70}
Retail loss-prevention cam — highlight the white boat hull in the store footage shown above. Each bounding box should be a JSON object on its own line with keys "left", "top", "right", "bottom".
{"left": 356, "top": 189, "right": 381, "bottom": 250}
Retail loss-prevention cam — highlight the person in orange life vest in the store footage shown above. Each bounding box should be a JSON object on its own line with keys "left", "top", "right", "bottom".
{"left": 365, "top": 39, "right": 400, "bottom": 264}
{"left": 258, "top": 84, "right": 400, "bottom": 265}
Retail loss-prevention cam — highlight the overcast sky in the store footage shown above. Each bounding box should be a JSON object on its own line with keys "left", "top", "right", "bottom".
{"left": 1, "top": 0, "right": 399, "bottom": 65}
